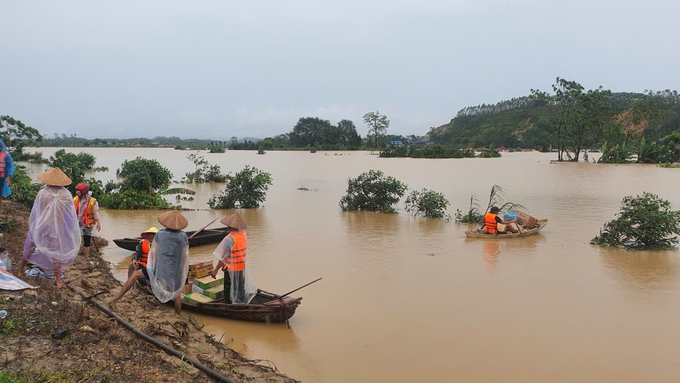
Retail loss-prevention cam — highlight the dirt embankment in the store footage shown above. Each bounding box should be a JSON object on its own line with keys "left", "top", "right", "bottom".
{"left": 0, "top": 201, "right": 298, "bottom": 383}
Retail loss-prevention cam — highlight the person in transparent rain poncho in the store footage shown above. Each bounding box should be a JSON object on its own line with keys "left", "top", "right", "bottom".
{"left": 210, "top": 213, "right": 257, "bottom": 304}
{"left": 18, "top": 168, "right": 81, "bottom": 288}
{"left": 145, "top": 210, "right": 190, "bottom": 314}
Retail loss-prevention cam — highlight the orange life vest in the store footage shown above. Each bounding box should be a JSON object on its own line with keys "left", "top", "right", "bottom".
{"left": 139, "top": 239, "right": 151, "bottom": 267}
{"left": 221, "top": 231, "right": 247, "bottom": 272}
{"left": 74, "top": 196, "right": 97, "bottom": 228}
{"left": 484, "top": 213, "right": 498, "bottom": 233}
{"left": 0, "top": 151, "right": 6, "bottom": 178}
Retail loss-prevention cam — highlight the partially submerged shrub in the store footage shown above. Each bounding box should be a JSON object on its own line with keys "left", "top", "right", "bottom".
{"left": 591, "top": 192, "right": 680, "bottom": 250}
{"left": 208, "top": 166, "right": 273, "bottom": 209}
{"left": 455, "top": 196, "right": 484, "bottom": 223}
{"left": 478, "top": 146, "right": 501, "bottom": 158}
{"left": 9, "top": 165, "right": 42, "bottom": 206}
{"left": 117, "top": 157, "right": 173, "bottom": 192}
{"left": 339, "top": 170, "right": 407, "bottom": 214}
{"left": 183, "top": 153, "right": 227, "bottom": 183}
{"left": 404, "top": 188, "right": 450, "bottom": 218}
{"left": 99, "top": 189, "right": 169, "bottom": 210}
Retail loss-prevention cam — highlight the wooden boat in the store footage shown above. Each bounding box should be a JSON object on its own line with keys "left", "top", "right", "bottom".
{"left": 113, "top": 227, "right": 231, "bottom": 251}
{"left": 181, "top": 289, "right": 302, "bottom": 323}
{"left": 465, "top": 219, "right": 549, "bottom": 239}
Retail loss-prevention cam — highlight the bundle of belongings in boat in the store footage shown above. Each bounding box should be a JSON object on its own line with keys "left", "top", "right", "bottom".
{"left": 182, "top": 260, "right": 225, "bottom": 304}
{"left": 495, "top": 211, "right": 539, "bottom": 233}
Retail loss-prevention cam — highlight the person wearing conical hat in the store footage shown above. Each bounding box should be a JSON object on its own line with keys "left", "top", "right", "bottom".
{"left": 114, "top": 226, "right": 159, "bottom": 301}
{"left": 210, "top": 213, "right": 256, "bottom": 304}
{"left": 141, "top": 210, "right": 190, "bottom": 314}
{"left": 18, "top": 168, "right": 81, "bottom": 287}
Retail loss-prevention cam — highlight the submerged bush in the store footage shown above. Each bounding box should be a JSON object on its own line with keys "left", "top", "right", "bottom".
{"left": 117, "top": 157, "right": 173, "bottom": 192}
{"left": 404, "top": 188, "right": 450, "bottom": 218}
{"left": 9, "top": 165, "right": 42, "bottom": 206}
{"left": 455, "top": 196, "right": 484, "bottom": 224}
{"left": 183, "top": 153, "right": 227, "bottom": 183}
{"left": 339, "top": 170, "right": 407, "bottom": 214}
{"left": 591, "top": 192, "right": 680, "bottom": 250}
{"left": 478, "top": 146, "right": 501, "bottom": 158}
{"left": 208, "top": 166, "right": 273, "bottom": 209}
{"left": 99, "top": 189, "right": 169, "bottom": 210}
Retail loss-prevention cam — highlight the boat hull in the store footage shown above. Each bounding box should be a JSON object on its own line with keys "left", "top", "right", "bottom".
{"left": 465, "top": 219, "right": 548, "bottom": 239}
{"left": 113, "top": 227, "right": 230, "bottom": 251}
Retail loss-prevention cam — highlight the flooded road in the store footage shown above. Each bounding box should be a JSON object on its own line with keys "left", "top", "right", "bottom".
{"left": 23, "top": 148, "right": 680, "bottom": 382}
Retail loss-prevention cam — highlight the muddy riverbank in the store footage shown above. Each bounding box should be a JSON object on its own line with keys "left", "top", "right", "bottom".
{"left": 0, "top": 201, "right": 297, "bottom": 383}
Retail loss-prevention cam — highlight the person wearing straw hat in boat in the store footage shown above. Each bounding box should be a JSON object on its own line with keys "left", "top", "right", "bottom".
{"left": 18, "top": 168, "right": 81, "bottom": 287}
{"left": 114, "top": 226, "right": 159, "bottom": 300}
{"left": 133, "top": 210, "right": 190, "bottom": 314}
{"left": 210, "top": 213, "right": 256, "bottom": 304}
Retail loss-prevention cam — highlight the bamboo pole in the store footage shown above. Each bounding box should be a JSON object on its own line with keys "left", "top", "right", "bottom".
{"left": 68, "top": 285, "right": 235, "bottom": 383}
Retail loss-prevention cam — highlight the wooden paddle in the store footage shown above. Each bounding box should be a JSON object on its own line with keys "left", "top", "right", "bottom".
{"left": 263, "top": 277, "right": 323, "bottom": 304}
{"left": 188, "top": 217, "right": 220, "bottom": 239}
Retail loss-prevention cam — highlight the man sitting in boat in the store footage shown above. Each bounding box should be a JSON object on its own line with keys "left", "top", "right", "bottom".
{"left": 484, "top": 206, "right": 520, "bottom": 234}
{"left": 115, "top": 226, "right": 158, "bottom": 298}
{"left": 210, "top": 213, "right": 257, "bottom": 304}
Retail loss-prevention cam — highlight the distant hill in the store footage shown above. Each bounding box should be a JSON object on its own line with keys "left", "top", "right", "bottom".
{"left": 429, "top": 92, "right": 680, "bottom": 149}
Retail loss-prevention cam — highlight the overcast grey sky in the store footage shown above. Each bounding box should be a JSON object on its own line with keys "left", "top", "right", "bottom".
{"left": 1, "top": 0, "right": 678, "bottom": 139}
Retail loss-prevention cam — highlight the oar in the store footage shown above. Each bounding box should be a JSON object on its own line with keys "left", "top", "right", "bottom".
{"left": 263, "top": 278, "right": 323, "bottom": 304}
{"left": 188, "top": 217, "right": 220, "bottom": 239}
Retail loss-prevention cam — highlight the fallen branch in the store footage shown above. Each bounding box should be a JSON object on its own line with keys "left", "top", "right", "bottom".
{"left": 68, "top": 285, "right": 234, "bottom": 383}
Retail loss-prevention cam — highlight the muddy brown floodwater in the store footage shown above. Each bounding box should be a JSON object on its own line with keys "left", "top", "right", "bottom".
{"left": 23, "top": 148, "right": 680, "bottom": 382}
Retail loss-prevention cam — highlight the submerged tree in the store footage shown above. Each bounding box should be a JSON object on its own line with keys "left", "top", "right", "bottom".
{"left": 183, "top": 153, "right": 227, "bottom": 183}
{"left": 404, "top": 188, "right": 450, "bottom": 218}
{"left": 208, "top": 166, "right": 273, "bottom": 209}
{"left": 591, "top": 192, "right": 680, "bottom": 250}
{"left": 363, "top": 111, "right": 390, "bottom": 148}
{"left": 339, "top": 170, "right": 407, "bottom": 214}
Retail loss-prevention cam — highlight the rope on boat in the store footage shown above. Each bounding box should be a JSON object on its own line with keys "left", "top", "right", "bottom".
{"left": 68, "top": 285, "right": 236, "bottom": 383}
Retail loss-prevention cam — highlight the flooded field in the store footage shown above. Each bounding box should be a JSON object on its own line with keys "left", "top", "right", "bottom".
{"left": 23, "top": 148, "right": 680, "bottom": 382}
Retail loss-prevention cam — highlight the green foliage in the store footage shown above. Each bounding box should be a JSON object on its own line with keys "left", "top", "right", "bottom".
{"left": 455, "top": 195, "right": 484, "bottom": 223}
{"left": 257, "top": 146, "right": 265, "bottom": 155}
{"left": 8, "top": 165, "right": 42, "bottom": 206}
{"left": 635, "top": 137, "right": 665, "bottom": 163}
{"left": 363, "top": 111, "right": 390, "bottom": 148}
{"left": 591, "top": 192, "right": 680, "bottom": 250}
{"left": 379, "top": 144, "right": 477, "bottom": 159}
{"left": 478, "top": 146, "right": 501, "bottom": 158}
{"left": 404, "top": 188, "right": 450, "bottom": 218}
{"left": 0, "top": 116, "right": 43, "bottom": 158}
{"left": 12, "top": 151, "right": 47, "bottom": 163}
{"left": 117, "top": 157, "right": 173, "bottom": 193}
{"left": 183, "top": 154, "right": 227, "bottom": 183}
{"left": 47, "top": 149, "right": 101, "bottom": 194}
{"left": 208, "top": 166, "right": 273, "bottom": 209}
{"left": 209, "top": 144, "right": 225, "bottom": 153}
{"left": 289, "top": 117, "right": 362, "bottom": 149}
{"left": 598, "top": 141, "right": 634, "bottom": 163}
{"left": 339, "top": 170, "right": 407, "bottom": 214}
{"left": 661, "top": 132, "right": 680, "bottom": 163}
{"left": 98, "top": 189, "right": 169, "bottom": 210}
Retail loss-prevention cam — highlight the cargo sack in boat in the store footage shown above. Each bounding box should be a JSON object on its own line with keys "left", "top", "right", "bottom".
{"left": 517, "top": 212, "right": 538, "bottom": 228}
{"left": 195, "top": 275, "right": 223, "bottom": 290}
{"left": 496, "top": 223, "right": 507, "bottom": 233}
{"left": 182, "top": 293, "right": 214, "bottom": 304}
{"left": 503, "top": 212, "right": 518, "bottom": 221}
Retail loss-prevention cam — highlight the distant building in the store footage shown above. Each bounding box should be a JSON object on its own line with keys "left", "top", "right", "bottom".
{"left": 388, "top": 140, "right": 404, "bottom": 147}
{"left": 413, "top": 140, "right": 429, "bottom": 146}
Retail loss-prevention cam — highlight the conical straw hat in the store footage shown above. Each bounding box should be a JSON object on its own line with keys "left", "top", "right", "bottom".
{"left": 36, "top": 167, "right": 72, "bottom": 187}
{"left": 140, "top": 226, "right": 159, "bottom": 238}
{"left": 220, "top": 213, "right": 247, "bottom": 230}
{"left": 157, "top": 210, "right": 189, "bottom": 230}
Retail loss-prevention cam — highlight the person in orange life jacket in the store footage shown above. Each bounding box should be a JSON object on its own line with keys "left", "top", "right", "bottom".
{"left": 74, "top": 183, "right": 101, "bottom": 259}
{"left": 0, "top": 139, "right": 15, "bottom": 210}
{"left": 210, "top": 213, "right": 248, "bottom": 304}
{"left": 483, "top": 206, "right": 519, "bottom": 234}
{"left": 115, "top": 227, "right": 158, "bottom": 301}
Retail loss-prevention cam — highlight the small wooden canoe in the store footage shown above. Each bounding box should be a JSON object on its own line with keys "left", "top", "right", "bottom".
{"left": 465, "top": 219, "right": 549, "bottom": 239}
{"left": 181, "top": 289, "right": 302, "bottom": 323}
{"left": 113, "top": 227, "right": 231, "bottom": 251}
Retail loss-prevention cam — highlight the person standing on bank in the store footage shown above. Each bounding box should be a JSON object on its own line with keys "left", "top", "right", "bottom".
{"left": 0, "top": 139, "right": 15, "bottom": 210}
{"left": 210, "top": 213, "right": 256, "bottom": 304}
{"left": 74, "top": 183, "right": 101, "bottom": 259}
{"left": 18, "top": 168, "right": 81, "bottom": 287}
{"left": 146, "top": 210, "right": 190, "bottom": 314}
